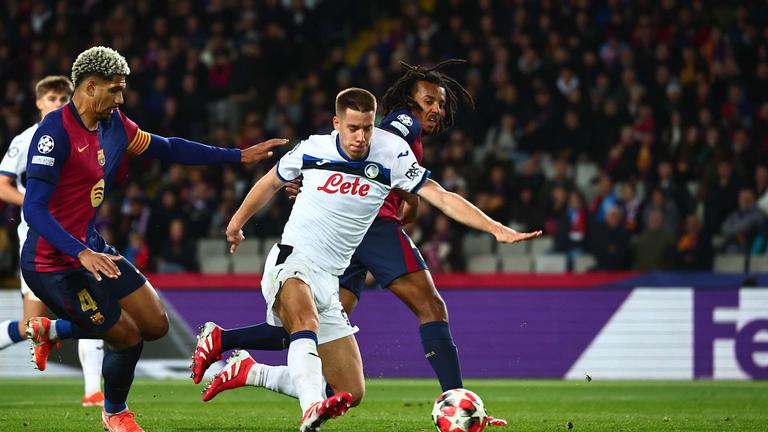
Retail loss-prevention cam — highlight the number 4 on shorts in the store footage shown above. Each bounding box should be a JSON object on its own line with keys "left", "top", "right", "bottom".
{"left": 78, "top": 289, "right": 98, "bottom": 312}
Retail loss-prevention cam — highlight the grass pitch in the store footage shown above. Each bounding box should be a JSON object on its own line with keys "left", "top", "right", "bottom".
{"left": 0, "top": 379, "right": 766, "bottom": 431}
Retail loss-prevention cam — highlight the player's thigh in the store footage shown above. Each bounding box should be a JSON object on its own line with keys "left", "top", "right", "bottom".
{"left": 274, "top": 277, "right": 319, "bottom": 334}
{"left": 388, "top": 270, "right": 448, "bottom": 323}
{"left": 318, "top": 335, "right": 365, "bottom": 406}
{"left": 339, "top": 288, "right": 358, "bottom": 316}
{"left": 118, "top": 281, "right": 168, "bottom": 341}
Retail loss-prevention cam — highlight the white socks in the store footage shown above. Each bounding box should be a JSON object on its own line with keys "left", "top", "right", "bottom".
{"left": 287, "top": 337, "right": 324, "bottom": 412}
{"left": 78, "top": 339, "right": 104, "bottom": 395}
{"left": 0, "top": 320, "right": 15, "bottom": 349}
{"left": 247, "top": 362, "right": 331, "bottom": 402}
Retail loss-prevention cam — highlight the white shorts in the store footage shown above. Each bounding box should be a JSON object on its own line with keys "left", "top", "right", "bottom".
{"left": 17, "top": 220, "right": 40, "bottom": 302}
{"left": 261, "top": 243, "right": 358, "bottom": 345}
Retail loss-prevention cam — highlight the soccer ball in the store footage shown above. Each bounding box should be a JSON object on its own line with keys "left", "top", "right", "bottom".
{"left": 431, "top": 388, "right": 488, "bottom": 432}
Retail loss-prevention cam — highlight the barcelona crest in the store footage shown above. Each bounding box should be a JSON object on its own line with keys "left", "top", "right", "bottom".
{"left": 97, "top": 149, "right": 106, "bottom": 166}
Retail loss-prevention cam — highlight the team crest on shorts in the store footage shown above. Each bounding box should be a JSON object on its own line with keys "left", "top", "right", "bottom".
{"left": 364, "top": 163, "right": 379, "bottom": 179}
{"left": 90, "top": 312, "right": 105, "bottom": 325}
{"left": 97, "top": 149, "right": 106, "bottom": 166}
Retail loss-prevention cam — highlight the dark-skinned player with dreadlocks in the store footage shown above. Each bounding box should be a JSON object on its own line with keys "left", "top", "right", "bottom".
{"left": 191, "top": 62, "right": 530, "bottom": 414}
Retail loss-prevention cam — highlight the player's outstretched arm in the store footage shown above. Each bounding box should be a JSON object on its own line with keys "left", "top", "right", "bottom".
{"left": 226, "top": 166, "right": 285, "bottom": 253}
{"left": 416, "top": 179, "right": 542, "bottom": 243}
{"left": 139, "top": 133, "right": 287, "bottom": 165}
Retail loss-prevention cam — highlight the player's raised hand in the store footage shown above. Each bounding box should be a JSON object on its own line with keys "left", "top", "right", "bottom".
{"left": 493, "top": 223, "right": 542, "bottom": 244}
{"left": 285, "top": 176, "right": 303, "bottom": 200}
{"left": 226, "top": 223, "right": 246, "bottom": 253}
{"left": 240, "top": 138, "right": 289, "bottom": 163}
{"left": 77, "top": 248, "right": 123, "bottom": 281}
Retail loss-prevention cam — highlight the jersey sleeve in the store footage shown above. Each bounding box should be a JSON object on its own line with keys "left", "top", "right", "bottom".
{"left": 390, "top": 141, "right": 431, "bottom": 193}
{"left": 275, "top": 140, "right": 306, "bottom": 182}
{"left": 379, "top": 110, "right": 422, "bottom": 146}
{"left": 119, "top": 110, "right": 152, "bottom": 155}
{"left": 26, "top": 113, "right": 70, "bottom": 185}
{"left": 0, "top": 132, "right": 29, "bottom": 178}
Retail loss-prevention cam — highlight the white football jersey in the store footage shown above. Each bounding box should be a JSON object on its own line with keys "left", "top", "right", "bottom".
{"left": 277, "top": 127, "right": 430, "bottom": 275}
{"left": 0, "top": 123, "right": 37, "bottom": 195}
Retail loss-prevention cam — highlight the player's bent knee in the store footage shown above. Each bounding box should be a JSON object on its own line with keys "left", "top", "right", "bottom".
{"left": 350, "top": 386, "right": 365, "bottom": 407}
{"left": 140, "top": 313, "right": 169, "bottom": 341}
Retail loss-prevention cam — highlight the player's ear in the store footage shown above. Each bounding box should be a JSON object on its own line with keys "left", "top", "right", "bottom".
{"left": 332, "top": 116, "right": 340, "bottom": 131}
{"left": 86, "top": 80, "right": 96, "bottom": 97}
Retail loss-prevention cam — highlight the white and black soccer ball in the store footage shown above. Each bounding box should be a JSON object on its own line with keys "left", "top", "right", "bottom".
{"left": 431, "top": 388, "right": 488, "bottom": 432}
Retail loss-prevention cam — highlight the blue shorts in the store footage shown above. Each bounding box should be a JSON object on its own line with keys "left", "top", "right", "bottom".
{"left": 339, "top": 218, "right": 428, "bottom": 300}
{"left": 22, "top": 257, "right": 147, "bottom": 333}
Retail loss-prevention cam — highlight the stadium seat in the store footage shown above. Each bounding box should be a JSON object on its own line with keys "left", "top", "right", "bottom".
{"left": 235, "top": 239, "right": 261, "bottom": 256}
{"left": 575, "top": 162, "right": 598, "bottom": 197}
{"left": 200, "top": 256, "right": 230, "bottom": 274}
{"left": 497, "top": 241, "right": 528, "bottom": 257}
{"left": 533, "top": 254, "right": 568, "bottom": 273}
{"left": 573, "top": 254, "right": 596, "bottom": 273}
{"left": 500, "top": 255, "right": 532, "bottom": 272}
{"left": 714, "top": 254, "right": 746, "bottom": 273}
{"left": 749, "top": 255, "right": 768, "bottom": 272}
{"left": 232, "top": 254, "right": 264, "bottom": 274}
{"left": 467, "top": 254, "right": 499, "bottom": 273}
{"left": 529, "top": 236, "right": 554, "bottom": 255}
{"left": 197, "top": 239, "right": 228, "bottom": 267}
{"left": 462, "top": 234, "right": 494, "bottom": 259}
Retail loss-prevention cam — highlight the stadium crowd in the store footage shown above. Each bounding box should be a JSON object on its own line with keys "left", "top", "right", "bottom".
{"left": 2, "top": 0, "right": 768, "bottom": 274}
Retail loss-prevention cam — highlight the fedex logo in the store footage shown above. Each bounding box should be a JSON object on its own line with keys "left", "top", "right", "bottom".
{"left": 694, "top": 290, "right": 768, "bottom": 379}
{"left": 317, "top": 173, "right": 370, "bottom": 196}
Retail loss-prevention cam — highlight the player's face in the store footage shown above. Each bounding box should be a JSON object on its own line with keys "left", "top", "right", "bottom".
{"left": 90, "top": 75, "right": 127, "bottom": 120}
{"left": 411, "top": 81, "right": 446, "bottom": 134}
{"left": 36, "top": 91, "right": 70, "bottom": 118}
{"left": 333, "top": 108, "right": 375, "bottom": 160}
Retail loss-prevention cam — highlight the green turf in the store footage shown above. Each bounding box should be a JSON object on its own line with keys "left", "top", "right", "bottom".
{"left": 0, "top": 379, "right": 766, "bottom": 431}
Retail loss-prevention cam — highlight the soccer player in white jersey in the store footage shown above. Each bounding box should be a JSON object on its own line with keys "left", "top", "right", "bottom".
{"left": 0, "top": 75, "right": 105, "bottom": 406}
{"left": 196, "top": 88, "right": 539, "bottom": 430}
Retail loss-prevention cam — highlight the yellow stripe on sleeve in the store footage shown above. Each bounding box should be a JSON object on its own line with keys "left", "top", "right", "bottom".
{"left": 127, "top": 130, "right": 151, "bottom": 155}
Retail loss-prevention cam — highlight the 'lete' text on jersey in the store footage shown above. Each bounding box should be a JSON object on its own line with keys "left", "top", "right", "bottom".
{"left": 21, "top": 102, "right": 151, "bottom": 272}
{"left": 277, "top": 128, "right": 430, "bottom": 275}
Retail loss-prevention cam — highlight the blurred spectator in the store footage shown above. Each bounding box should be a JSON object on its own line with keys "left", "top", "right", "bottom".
{"left": 421, "top": 214, "right": 461, "bottom": 273}
{"left": 124, "top": 232, "right": 150, "bottom": 272}
{"left": 633, "top": 210, "right": 675, "bottom": 271}
{"left": 554, "top": 190, "right": 588, "bottom": 270}
{"left": 675, "top": 214, "right": 713, "bottom": 271}
{"left": 590, "top": 206, "right": 632, "bottom": 271}
{"left": 157, "top": 219, "right": 198, "bottom": 273}
{"left": 641, "top": 188, "right": 679, "bottom": 234}
{"left": 721, "top": 189, "right": 768, "bottom": 254}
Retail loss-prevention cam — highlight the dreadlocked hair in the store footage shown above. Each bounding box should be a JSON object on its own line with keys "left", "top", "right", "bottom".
{"left": 381, "top": 59, "right": 474, "bottom": 132}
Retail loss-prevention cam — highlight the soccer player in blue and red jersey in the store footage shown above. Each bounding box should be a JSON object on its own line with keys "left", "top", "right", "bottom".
{"left": 191, "top": 61, "right": 490, "bottom": 393}
{"left": 22, "top": 46, "right": 286, "bottom": 432}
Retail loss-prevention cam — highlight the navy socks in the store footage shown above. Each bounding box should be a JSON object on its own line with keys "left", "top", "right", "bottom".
{"left": 103, "top": 341, "right": 144, "bottom": 414}
{"left": 220, "top": 322, "right": 290, "bottom": 351}
{"left": 420, "top": 321, "right": 463, "bottom": 391}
